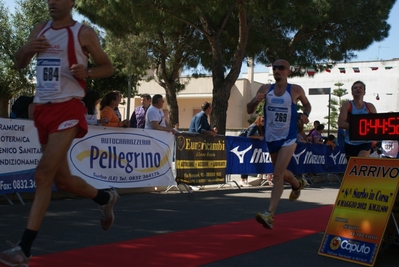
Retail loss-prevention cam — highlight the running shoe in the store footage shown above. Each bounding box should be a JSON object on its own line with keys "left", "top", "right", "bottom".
{"left": 0, "top": 244, "right": 30, "bottom": 267}
{"left": 100, "top": 190, "right": 118, "bottom": 231}
{"left": 289, "top": 178, "right": 307, "bottom": 202}
{"left": 255, "top": 211, "right": 274, "bottom": 229}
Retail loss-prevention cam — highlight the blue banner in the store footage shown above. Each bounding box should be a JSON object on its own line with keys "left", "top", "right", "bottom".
{"left": 225, "top": 136, "right": 347, "bottom": 175}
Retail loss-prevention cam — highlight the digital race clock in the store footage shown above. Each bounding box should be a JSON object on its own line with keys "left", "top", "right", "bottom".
{"left": 349, "top": 112, "right": 399, "bottom": 141}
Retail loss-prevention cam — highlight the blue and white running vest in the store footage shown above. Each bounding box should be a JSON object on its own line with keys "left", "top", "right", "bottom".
{"left": 263, "top": 84, "right": 298, "bottom": 142}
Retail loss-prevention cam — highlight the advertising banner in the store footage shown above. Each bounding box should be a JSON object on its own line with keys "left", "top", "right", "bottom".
{"left": 225, "top": 136, "right": 273, "bottom": 175}
{"left": 68, "top": 127, "right": 176, "bottom": 189}
{"left": 319, "top": 157, "right": 399, "bottom": 266}
{"left": 175, "top": 133, "right": 226, "bottom": 185}
{"left": 226, "top": 137, "right": 347, "bottom": 175}
{"left": 0, "top": 118, "right": 41, "bottom": 194}
{"left": 0, "top": 118, "right": 176, "bottom": 194}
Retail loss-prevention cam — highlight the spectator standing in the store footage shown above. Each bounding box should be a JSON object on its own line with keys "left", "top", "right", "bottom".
{"left": 113, "top": 90, "right": 122, "bottom": 121}
{"left": 100, "top": 91, "right": 129, "bottom": 127}
{"left": 297, "top": 113, "right": 308, "bottom": 144}
{"left": 310, "top": 124, "right": 325, "bottom": 144}
{"left": 247, "top": 59, "right": 311, "bottom": 230}
{"left": 82, "top": 90, "right": 108, "bottom": 125}
{"left": 338, "top": 81, "right": 377, "bottom": 160}
{"left": 145, "top": 94, "right": 173, "bottom": 132}
{"left": 189, "top": 101, "right": 217, "bottom": 137}
{"left": 326, "top": 134, "right": 336, "bottom": 150}
{"left": 129, "top": 93, "right": 151, "bottom": 128}
{"left": 307, "top": 120, "right": 320, "bottom": 140}
{"left": 0, "top": 1, "right": 116, "bottom": 266}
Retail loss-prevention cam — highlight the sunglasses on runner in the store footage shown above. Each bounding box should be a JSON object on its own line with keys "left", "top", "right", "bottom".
{"left": 272, "top": 65, "right": 286, "bottom": 71}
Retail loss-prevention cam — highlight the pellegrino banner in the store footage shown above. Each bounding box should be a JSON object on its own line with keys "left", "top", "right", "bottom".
{"left": 68, "top": 127, "right": 176, "bottom": 189}
{"left": 0, "top": 118, "right": 176, "bottom": 194}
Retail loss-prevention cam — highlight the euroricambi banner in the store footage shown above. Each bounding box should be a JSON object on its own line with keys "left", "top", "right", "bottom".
{"left": 318, "top": 157, "right": 399, "bottom": 266}
{"left": 175, "top": 133, "right": 226, "bottom": 185}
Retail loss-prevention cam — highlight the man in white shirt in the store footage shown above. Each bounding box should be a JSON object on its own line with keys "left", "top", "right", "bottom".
{"left": 145, "top": 94, "right": 173, "bottom": 132}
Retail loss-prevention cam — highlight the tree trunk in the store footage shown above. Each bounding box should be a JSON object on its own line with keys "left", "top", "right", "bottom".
{"left": 0, "top": 95, "right": 11, "bottom": 118}
{"left": 208, "top": 2, "right": 249, "bottom": 135}
{"left": 164, "top": 87, "right": 179, "bottom": 128}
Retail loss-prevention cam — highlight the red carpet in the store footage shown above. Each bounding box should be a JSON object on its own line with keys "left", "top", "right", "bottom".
{"left": 30, "top": 205, "right": 332, "bottom": 267}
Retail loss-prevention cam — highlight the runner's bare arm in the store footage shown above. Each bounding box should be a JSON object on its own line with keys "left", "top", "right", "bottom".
{"left": 247, "top": 85, "right": 269, "bottom": 114}
{"left": 294, "top": 85, "right": 311, "bottom": 124}
{"left": 14, "top": 22, "right": 50, "bottom": 69}
{"left": 338, "top": 101, "right": 350, "bottom": 130}
{"left": 76, "top": 25, "right": 113, "bottom": 79}
{"left": 368, "top": 103, "right": 377, "bottom": 114}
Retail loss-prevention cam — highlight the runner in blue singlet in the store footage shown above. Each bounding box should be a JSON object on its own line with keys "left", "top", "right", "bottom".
{"left": 247, "top": 59, "right": 312, "bottom": 230}
{"left": 338, "top": 81, "right": 377, "bottom": 160}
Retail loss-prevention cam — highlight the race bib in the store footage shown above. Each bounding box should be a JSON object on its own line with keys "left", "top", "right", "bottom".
{"left": 36, "top": 58, "right": 61, "bottom": 93}
{"left": 268, "top": 106, "right": 288, "bottom": 123}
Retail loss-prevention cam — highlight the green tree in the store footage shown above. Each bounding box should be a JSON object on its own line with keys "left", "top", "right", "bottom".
{"left": 0, "top": 0, "right": 50, "bottom": 117}
{"left": 76, "top": 1, "right": 209, "bottom": 127}
{"left": 324, "top": 82, "right": 349, "bottom": 130}
{"left": 252, "top": 0, "right": 395, "bottom": 68}
{"left": 83, "top": 26, "right": 145, "bottom": 101}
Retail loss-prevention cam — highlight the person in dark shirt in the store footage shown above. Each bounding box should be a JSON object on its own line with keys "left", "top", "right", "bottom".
{"left": 189, "top": 101, "right": 217, "bottom": 137}
{"left": 129, "top": 93, "right": 151, "bottom": 128}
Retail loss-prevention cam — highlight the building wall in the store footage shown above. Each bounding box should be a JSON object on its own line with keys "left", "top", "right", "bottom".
{"left": 126, "top": 58, "right": 399, "bottom": 132}
{"left": 127, "top": 76, "right": 262, "bottom": 130}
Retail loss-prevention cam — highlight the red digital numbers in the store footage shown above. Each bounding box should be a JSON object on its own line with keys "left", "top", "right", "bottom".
{"left": 359, "top": 119, "right": 368, "bottom": 136}
{"left": 354, "top": 113, "right": 399, "bottom": 140}
{"left": 368, "top": 118, "right": 386, "bottom": 134}
{"left": 387, "top": 117, "right": 399, "bottom": 135}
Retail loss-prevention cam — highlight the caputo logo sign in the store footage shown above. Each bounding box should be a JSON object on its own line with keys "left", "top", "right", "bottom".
{"left": 68, "top": 132, "right": 171, "bottom": 183}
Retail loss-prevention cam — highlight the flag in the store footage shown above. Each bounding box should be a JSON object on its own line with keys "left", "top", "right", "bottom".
{"left": 353, "top": 67, "right": 360, "bottom": 73}
{"left": 325, "top": 68, "right": 331, "bottom": 73}
{"left": 385, "top": 66, "right": 393, "bottom": 70}
{"left": 339, "top": 67, "right": 346, "bottom": 73}
{"left": 307, "top": 67, "right": 316, "bottom": 77}
{"left": 370, "top": 67, "right": 378, "bottom": 71}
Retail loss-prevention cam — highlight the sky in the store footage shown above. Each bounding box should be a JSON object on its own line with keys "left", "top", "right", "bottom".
{"left": 4, "top": 0, "right": 399, "bottom": 72}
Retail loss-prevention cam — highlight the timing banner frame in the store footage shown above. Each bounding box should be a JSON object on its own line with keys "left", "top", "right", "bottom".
{"left": 318, "top": 157, "right": 399, "bottom": 266}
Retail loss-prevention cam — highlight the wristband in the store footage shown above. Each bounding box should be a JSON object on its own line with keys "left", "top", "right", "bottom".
{"left": 303, "top": 111, "right": 309, "bottom": 117}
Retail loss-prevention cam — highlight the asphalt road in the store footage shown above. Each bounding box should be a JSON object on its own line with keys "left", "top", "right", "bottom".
{"left": 0, "top": 179, "right": 397, "bottom": 267}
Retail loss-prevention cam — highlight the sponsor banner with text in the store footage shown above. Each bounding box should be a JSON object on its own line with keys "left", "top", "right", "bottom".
{"left": 0, "top": 118, "right": 176, "bottom": 194}
{"left": 226, "top": 137, "right": 347, "bottom": 175}
{"left": 175, "top": 133, "right": 226, "bottom": 185}
{"left": 319, "top": 157, "right": 399, "bottom": 266}
{"left": 68, "top": 127, "right": 176, "bottom": 189}
{"left": 0, "top": 119, "right": 41, "bottom": 194}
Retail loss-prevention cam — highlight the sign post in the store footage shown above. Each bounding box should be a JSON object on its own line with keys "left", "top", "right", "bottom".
{"left": 309, "top": 87, "right": 331, "bottom": 135}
